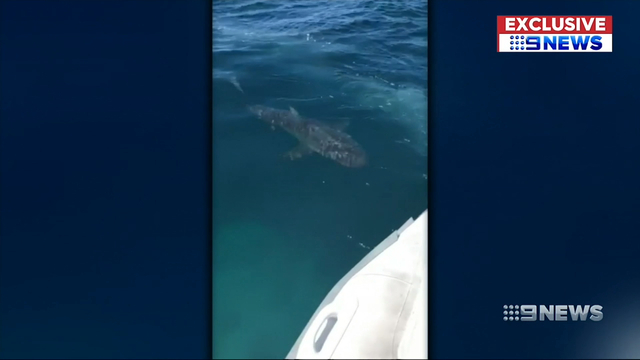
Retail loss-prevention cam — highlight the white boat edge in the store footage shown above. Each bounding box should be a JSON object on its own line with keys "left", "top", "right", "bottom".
{"left": 286, "top": 210, "right": 428, "bottom": 359}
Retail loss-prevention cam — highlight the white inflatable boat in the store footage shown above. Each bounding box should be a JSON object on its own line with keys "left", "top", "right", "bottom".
{"left": 286, "top": 210, "right": 428, "bottom": 359}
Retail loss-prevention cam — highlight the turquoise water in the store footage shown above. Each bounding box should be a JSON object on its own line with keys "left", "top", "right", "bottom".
{"left": 212, "top": 1, "right": 427, "bottom": 358}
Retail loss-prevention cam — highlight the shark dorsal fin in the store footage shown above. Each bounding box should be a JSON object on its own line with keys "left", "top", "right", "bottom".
{"left": 289, "top": 106, "right": 299, "bottom": 117}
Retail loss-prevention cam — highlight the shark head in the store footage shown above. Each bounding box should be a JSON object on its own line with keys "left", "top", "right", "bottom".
{"left": 345, "top": 149, "right": 368, "bottom": 168}
{"left": 333, "top": 146, "right": 368, "bottom": 168}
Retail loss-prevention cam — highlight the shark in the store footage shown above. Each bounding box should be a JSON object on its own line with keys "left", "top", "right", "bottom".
{"left": 248, "top": 105, "right": 368, "bottom": 168}
{"left": 229, "top": 75, "right": 244, "bottom": 93}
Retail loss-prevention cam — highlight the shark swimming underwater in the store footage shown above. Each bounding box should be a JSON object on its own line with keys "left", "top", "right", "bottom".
{"left": 248, "top": 105, "right": 368, "bottom": 168}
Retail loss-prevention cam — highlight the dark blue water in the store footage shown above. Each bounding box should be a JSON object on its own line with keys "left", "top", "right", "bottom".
{"left": 212, "top": 1, "right": 427, "bottom": 358}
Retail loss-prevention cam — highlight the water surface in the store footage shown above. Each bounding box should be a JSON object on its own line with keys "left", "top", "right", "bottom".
{"left": 212, "top": 1, "right": 427, "bottom": 357}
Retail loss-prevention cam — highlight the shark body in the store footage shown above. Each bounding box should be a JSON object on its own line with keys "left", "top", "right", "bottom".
{"left": 248, "top": 105, "right": 367, "bottom": 168}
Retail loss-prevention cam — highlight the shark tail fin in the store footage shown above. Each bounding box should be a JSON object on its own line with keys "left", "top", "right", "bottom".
{"left": 229, "top": 76, "right": 244, "bottom": 94}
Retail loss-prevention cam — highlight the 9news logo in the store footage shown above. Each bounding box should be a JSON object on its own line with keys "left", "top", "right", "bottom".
{"left": 497, "top": 16, "right": 613, "bottom": 52}
{"left": 503, "top": 304, "right": 604, "bottom": 322}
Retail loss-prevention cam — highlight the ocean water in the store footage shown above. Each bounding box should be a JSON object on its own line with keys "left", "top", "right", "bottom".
{"left": 212, "top": 1, "right": 427, "bottom": 358}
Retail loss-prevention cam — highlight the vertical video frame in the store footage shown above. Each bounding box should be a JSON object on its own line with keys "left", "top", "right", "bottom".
{"left": 212, "top": 1, "right": 428, "bottom": 358}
